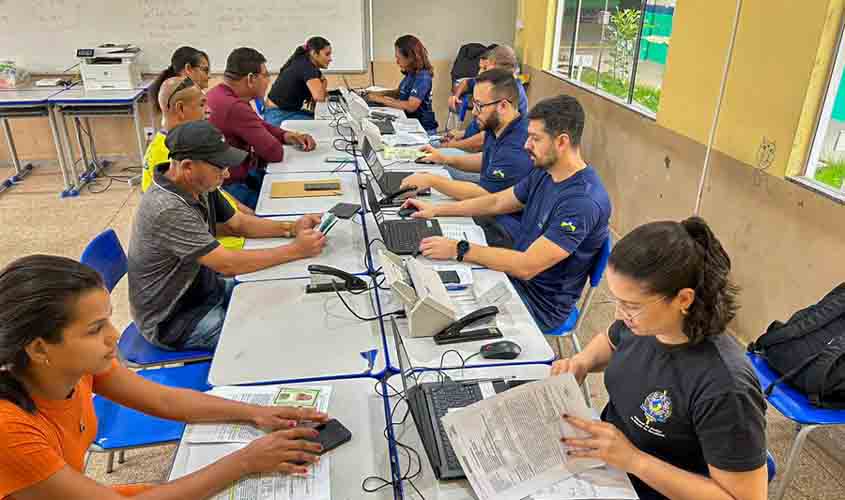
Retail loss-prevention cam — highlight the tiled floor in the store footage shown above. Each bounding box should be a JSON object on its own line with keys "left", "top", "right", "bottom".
{"left": 1, "top": 161, "right": 843, "bottom": 498}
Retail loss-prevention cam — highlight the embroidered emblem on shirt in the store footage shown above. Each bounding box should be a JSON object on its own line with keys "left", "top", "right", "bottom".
{"left": 560, "top": 221, "right": 577, "bottom": 232}
{"left": 492, "top": 169, "right": 505, "bottom": 179}
{"left": 631, "top": 390, "right": 672, "bottom": 438}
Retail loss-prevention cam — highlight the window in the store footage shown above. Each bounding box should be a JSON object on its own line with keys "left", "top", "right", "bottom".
{"left": 802, "top": 23, "right": 845, "bottom": 199}
{"left": 551, "top": 0, "right": 676, "bottom": 116}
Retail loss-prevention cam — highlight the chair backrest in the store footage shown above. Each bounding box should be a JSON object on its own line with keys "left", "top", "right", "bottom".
{"left": 80, "top": 229, "right": 128, "bottom": 293}
{"left": 767, "top": 450, "right": 777, "bottom": 483}
{"left": 589, "top": 236, "right": 612, "bottom": 288}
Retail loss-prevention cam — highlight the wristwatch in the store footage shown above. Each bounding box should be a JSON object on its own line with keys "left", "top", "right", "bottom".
{"left": 456, "top": 240, "right": 470, "bottom": 262}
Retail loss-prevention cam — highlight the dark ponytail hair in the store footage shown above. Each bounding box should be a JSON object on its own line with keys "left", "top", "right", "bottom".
{"left": 394, "top": 34, "right": 433, "bottom": 75}
{"left": 608, "top": 216, "right": 739, "bottom": 344}
{"left": 150, "top": 46, "right": 209, "bottom": 112}
{"left": 280, "top": 36, "right": 331, "bottom": 74}
{"left": 0, "top": 255, "right": 104, "bottom": 413}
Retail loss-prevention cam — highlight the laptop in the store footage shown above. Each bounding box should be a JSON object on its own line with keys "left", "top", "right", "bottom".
{"left": 361, "top": 135, "right": 421, "bottom": 195}
{"left": 391, "top": 319, "right": 534, "bottom": 480}
{"left": 343, "top": 86, "right": 395, "bottom": 134}
{"left": 365, "top": 178, "right": 441, "bottom": 255}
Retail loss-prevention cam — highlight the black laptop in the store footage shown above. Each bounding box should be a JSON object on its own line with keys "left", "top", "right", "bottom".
{"left": 361, "top": 136, "right": 415, "bottom": 194}
{"left": 365, "top": 179, "right": 441, "bottom": 255}
{"left": 391, "top": 319, "right": 533, "bottom": 480}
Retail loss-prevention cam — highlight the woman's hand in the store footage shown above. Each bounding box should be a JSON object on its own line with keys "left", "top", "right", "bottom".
{"left": 561, "top": 416, "right": 643, "bottom": 473}
{"left": 251, "top": 406, "right": 329, "bottom": 432}
{"left": 240, "top": 427, "right": 323, "bottom": 475}
{"left": 550, "top": 356, "right": 590, "bottom": 385}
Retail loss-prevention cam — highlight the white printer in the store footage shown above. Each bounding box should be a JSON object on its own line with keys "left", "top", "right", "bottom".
{"left": 76, "top": 44, "right": 142, "bottom": 90}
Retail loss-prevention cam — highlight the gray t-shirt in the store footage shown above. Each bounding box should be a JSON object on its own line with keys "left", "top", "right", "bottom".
{"left": 128, "top": 164, "right": 235, "bottom": 348}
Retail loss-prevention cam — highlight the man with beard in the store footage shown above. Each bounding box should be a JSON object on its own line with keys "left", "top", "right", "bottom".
{"left": 401, "top": 95, "right": 611, "bottom": 333}
{"left": 401, "top": 69, "right": 533, "bottom": 245}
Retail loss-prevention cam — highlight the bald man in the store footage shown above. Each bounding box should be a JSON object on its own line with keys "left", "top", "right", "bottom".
{"left": 141, "top": 76, "right": 254, "bottom": 250}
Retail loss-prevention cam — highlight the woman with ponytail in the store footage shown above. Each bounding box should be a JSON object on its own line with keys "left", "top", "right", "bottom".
{"left": 149, "top": 46, "right": 211, "bottom": 113}
{"left": 265, "top": 37, "right": 332, "bottom": 126}
{"left": 367, "top": 34, "right": 438, "bottom": 133}
{"left": 551, "top": 217, "right": 768, "bottom": 500}
{"left": 0, "top": 255, "right": 330, "bottom": 499}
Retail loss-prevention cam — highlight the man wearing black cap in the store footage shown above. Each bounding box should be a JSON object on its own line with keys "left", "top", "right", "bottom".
{"left": 128, "top": 121, "right": 326, "bottom": 350}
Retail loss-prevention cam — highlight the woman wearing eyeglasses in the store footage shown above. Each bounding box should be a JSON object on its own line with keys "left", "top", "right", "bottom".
{"left": 552, "top": 217, "right": 768, "bottom": 500}
{"left": 366, "top": 34, "right": 438, "bottom": 134}
{"left": 264, "top": 37, "right": 333, "bottom": 127}
{"left": 149, "top": 46, "right": 211, "bottom": 113}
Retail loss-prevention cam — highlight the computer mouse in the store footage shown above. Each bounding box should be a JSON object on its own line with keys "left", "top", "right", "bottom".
{"left": 480, "top": 340, "right": 522, "bottom": 360}
{"left": 415, "top": 156, "right": 434, "bottom": 164}
{"left": 398, "top": 206, "right": 418, "bottom": 218}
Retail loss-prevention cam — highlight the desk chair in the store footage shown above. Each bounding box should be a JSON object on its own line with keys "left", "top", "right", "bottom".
{"left": 87, "top": 361, "right": 212, "bottom": 473}
{"left": 544, "top": 236, "right": 612, "bottom": 406}
{"left": 253, "top": 97, "right": 265, "bottom": 119}
{"left": 747, "top": 352, "right": 845, "bottom": 499}
{"left": 80, "top": 229, "right": 213, "bottom": 368}
{"left": 445, "top": 93, "right": 471, "bottom": 133}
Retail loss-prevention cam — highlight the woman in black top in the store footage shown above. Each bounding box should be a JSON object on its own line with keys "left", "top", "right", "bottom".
{"left": 552, "top": 217, "right": 768, "bottom": 500}
{"left": 264, "top": 37, "right": 332, "bottom": 126}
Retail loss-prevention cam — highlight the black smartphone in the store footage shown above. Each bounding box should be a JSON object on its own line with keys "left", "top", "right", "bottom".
{"left": 309, "top": 419, "right": 352, "bottom": 454}
{"left": 304, "top": 182, "right": 341, "bottom": 191}
{"left": 437, "top": 270, "right": 461, "bottom": 285}
{"left": 329, "top": 202, "right": 361, "bottom": 219}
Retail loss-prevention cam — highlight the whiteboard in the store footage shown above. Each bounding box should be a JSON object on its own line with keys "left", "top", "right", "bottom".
{"left": 0, "top": 0, "right": 369, "bottom": 73}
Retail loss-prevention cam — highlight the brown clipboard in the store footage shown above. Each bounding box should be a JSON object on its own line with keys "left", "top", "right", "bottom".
{"left": 270, "top": 179, "right": 343, "bottom": 198}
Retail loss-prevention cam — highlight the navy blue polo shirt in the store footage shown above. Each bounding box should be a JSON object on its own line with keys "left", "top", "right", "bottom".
{"left": 399, "top": 69, "right": 438, "bottom": 132}
{"left": 465, "top": 79, "right": 528, "bottom": 138}
{"left": 510, "top": 167, "right": 611, "bottom": 332}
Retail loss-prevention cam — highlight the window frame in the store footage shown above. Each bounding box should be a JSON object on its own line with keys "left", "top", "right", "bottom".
{"left": 800, "top": 20, "right": 845, "bottom": 200}
{"left": 547, "top": 0, "right": 663, "bottom": 119}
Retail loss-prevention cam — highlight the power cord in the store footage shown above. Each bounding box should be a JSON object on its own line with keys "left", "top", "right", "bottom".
{"left": 331, "top": 282, "right": 403, "bottom": 322}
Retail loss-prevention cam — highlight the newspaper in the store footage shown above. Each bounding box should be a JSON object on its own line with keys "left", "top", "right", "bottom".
{"left": 441, "top": 374, "right": 602, "bottom": 500}
{"left": 184, "top": 385, "right": 332, "bottom": 444}
{"left": 184, "top": 442, "right": 331, "bottom": 500}
{"left": 530, "top": 466, "right": 638, "bottom": 500}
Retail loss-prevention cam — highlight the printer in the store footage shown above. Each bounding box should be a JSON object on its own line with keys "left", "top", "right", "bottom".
{"left": 76, "top": 44, "right": 142, "bottom": 90}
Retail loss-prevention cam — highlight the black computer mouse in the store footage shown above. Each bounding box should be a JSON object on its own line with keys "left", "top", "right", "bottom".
{"left": 398, "top": 206, "right": 418, "bottom": 218}
{"left": 480, "top": 340, "right": 522, "bottom": 360}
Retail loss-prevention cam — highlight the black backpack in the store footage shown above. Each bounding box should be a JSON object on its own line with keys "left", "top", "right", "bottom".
{"left": 748, "top": 283, "right": 845, "bottom": 408}
{"left": 450, "top": 43, "right": 497, "bottom": 83}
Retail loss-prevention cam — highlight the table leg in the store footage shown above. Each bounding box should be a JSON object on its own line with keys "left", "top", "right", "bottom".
{"left": 1, "top": 118, "right": 22, "bottom": 176}
{"left": 132, "top": 101, "right": 146, "bottom": 166}
{"left": 47, "top": 106, "right": 73, "bottom": 193}
{"left": 57, "top": 108, "right": 81, "bottom": 189}
{"left": 85, "top": 117, "right": 100, "bottom": 168}
{"left": 73, "top": 117, "right": 91, "bottom": 178}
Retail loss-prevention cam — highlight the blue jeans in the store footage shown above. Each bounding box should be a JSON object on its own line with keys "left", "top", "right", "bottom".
{"left": 264, "top": 108, "right": 314, "bottom": 127}
{"left": 445, "top": 166, "right": 481, "bottom": 184}
{"left": 223, "top": 168, "right": 265, "bottom": 210}
{"left": 181, "top": 278, "right": 237, "bottom": 350}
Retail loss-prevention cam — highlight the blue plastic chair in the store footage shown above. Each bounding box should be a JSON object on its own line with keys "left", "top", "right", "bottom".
{"left": 767, "top": 450, "right": 777, "bottom": 483}
{"left": 253, "top": 97, "right": 265, "bottom": 118}
{"left": 80, "top": 229, "right": 213, "bottom": 368}
{"left": 747, "top": 352, "right": 845, "bottom": 500}
{"left": 545, "top": 236, "right": 612, "bottom": 406}
{"left": 88, "top": 361, "right": 212, "bottom": 473}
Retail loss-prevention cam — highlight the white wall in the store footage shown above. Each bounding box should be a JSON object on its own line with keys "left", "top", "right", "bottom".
{"left": 371, "top": 0, "right": 517, "bottom": 61}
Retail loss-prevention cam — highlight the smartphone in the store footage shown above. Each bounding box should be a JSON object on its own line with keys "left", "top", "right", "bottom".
{"left": 304, "top": 182, "right": 341, "bottom": 191}
{"left": 437, "top": 270, "right": 461, "bottom": 285}
{"left": 317, "top": 213, "right": 339, "bottom": 235}
{"left": 309, "top": 419, "right": 352, "bottom": 454}
{"left": 329, "top": 202, "right": 361, "bottom": 219}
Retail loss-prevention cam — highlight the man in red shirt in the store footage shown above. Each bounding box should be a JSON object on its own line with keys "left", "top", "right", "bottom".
{"left": 208, "top": 47, "right": 317, "bottom": 209}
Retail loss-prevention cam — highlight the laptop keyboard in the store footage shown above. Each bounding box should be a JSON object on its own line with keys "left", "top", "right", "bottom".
{"left": 430, "top": 383, "right": 484, "bottom": 472}
{"left": 383, "top": 220, "right": 441, "bottom": 254}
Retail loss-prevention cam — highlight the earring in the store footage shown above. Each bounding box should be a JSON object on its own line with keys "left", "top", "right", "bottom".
{"left": 44, "top": 358, "right": 50, "bottom": 367}
{"left": 681, "top": 308, "right": 689, "bottom": 316}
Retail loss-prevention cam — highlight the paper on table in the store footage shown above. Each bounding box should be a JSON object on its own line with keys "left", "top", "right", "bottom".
{"left": 440, "top": 223, "right": 488, "bottom": 247}
{"left": 529, "top": 466, "right": 639, "bottom": 500}
{"left": 185, "top": 385, "right": 332, "bottom": 444}
{"left": 382, "top": 132, "right": 429, "bottom": 147}
{"left": 441, "top": 374, "right": 603, "bottom": 500}
{"left": 185, "top": 442, "right": 331, "bottom": 500}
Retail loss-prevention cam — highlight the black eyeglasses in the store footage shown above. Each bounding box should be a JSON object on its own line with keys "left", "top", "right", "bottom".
{"left": 472, "top": 98, "right": 509, "bottom": 112}
{"left": 166, "top": 77, "right": 196, "bottom": 110}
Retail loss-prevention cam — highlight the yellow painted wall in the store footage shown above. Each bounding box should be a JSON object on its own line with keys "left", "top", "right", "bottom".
{"left": 659, "top": 0, "right": 837, "bottom": 177}
{"left": 515, "top": 0, "right": 556, "bottom": 70}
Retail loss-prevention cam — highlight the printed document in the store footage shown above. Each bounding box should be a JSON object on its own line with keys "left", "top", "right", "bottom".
{"left": 441, "top": 374, "right": 602, "bottom": 500}
{"left": 530, "top": 466, "right": 638, "bottom": 500}
{"left": 185, "top": 385, "right": 332, "bottom": 444}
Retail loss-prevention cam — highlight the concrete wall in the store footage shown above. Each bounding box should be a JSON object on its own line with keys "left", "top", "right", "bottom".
{"left": 526, "top": 67, "right": 845, "bottom": 343}
{"left": 0, "top": 0, "right": 517, "bottom": 169}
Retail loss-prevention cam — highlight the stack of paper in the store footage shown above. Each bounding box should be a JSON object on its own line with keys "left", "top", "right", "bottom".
{"left": 179, "top": 385, "right": 333, "bottom": 500}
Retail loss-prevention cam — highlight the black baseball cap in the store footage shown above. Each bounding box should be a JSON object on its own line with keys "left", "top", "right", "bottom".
{"left": 166, "top": 121, "right": 247, "bottom": 168}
